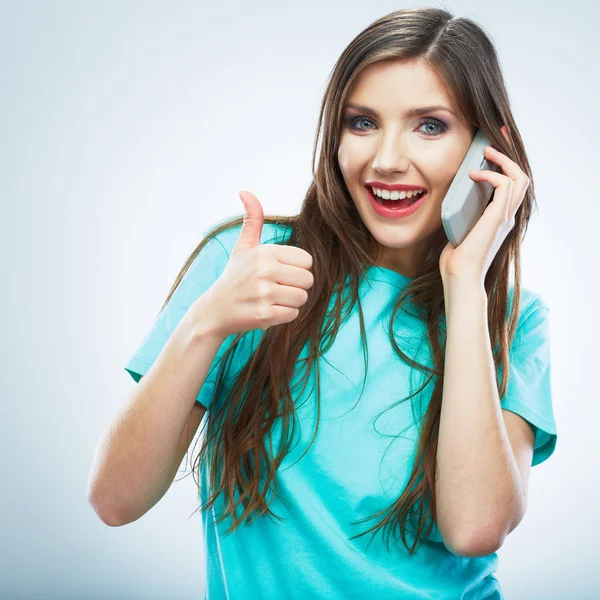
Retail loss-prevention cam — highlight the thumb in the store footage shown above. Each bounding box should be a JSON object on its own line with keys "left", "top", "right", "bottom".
{"left": 232, "top": 190, "right": 264, "bottom": 255}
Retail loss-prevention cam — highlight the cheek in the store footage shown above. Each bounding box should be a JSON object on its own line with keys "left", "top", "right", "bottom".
{"left": 424, "top": 153, "right": 464, "bottom": 193}
{"left": 434, "top": 162, "right": 464, "bottom": 194}
{"left": 337, "top": 142, "right": 351, "bottom": 172}
{"left": 430, "top": 137, "right": 473, "bottom": 180}
{"left": 338, "top": 139, "right": 368, "bottom": 184}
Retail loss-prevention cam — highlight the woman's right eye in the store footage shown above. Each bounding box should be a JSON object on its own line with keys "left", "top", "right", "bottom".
{"left": 345, "top": 116, "right": 375, "bottom": 131}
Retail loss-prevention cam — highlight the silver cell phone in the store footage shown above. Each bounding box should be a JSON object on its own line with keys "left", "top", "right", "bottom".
{"left": 441, "top": 128, "right": 502, "bottom": 246}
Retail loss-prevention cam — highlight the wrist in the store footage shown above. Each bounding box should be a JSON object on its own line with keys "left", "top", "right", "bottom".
{"left": 187, "top": 294, "right": 228, "bottom": 343}
{"left": 443, "top": 276, "right": 487, "bottom": 309}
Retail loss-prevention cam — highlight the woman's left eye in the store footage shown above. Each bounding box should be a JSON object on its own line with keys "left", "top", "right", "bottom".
{"left": 344, "top": 116, "right": 448, "bottom": 136}
{"left": 418, "top": 118, "right": 448, "bottom": 136}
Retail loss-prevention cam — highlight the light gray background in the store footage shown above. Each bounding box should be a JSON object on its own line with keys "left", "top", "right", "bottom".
{"left": 1, "top": 1, "right": 596, "bottom": 598}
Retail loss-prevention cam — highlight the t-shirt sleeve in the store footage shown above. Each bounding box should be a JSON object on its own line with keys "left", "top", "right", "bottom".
{"left": 500, "top": 294, "right": 557, "bottom": 467}
{"left": 123, "top": 233, "right": 232, "bottom": 410}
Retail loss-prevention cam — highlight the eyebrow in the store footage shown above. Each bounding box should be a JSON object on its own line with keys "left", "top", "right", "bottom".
{"left": 343, "top": 102, "right": 457, "bottom": 119}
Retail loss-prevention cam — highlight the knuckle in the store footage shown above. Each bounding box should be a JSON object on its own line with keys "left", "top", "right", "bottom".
{"left": 254, "top": 257, "right": 275, "bottom": 280}
{"left": 256, "top": 304, "right": 273, "bottom": 323}
{"left": 251, "top": 247, "right": 267, "bottom": 263}
{"left": 255, "top": 266, "right": 272, "bottom": 281}
{"left": 255, "top": 281, "right": 272, "bottom": 300}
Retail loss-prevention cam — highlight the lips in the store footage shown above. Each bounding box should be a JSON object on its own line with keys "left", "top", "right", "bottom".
{"left": 366, "top": 185, "right": 427, "bottom": 219}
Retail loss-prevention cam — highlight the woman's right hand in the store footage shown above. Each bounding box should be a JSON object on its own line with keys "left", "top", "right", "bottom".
{"left": 202, "top": 190, "right": 314, "bottom": 339}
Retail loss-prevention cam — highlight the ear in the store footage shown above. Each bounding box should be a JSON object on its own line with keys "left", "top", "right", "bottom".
{"left": 500, "top": 125, "right": 513, "bottom": 148}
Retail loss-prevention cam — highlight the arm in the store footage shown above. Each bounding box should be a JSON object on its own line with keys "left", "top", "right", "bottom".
{"left": 435, "top": 280, "right": 525, "bottom": 557}
{"left": 87, "top": 297, "right": 225, "bottom": 527}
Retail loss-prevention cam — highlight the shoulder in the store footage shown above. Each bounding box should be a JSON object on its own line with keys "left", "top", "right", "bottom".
{"left": 210, "top": 221, "right": 294, "bottom": 257}
{"left": 508, "top": 285, "right": 550, "bottom": 324}
{"left": 507, "top": 286, "right": 551, "bottom": 353}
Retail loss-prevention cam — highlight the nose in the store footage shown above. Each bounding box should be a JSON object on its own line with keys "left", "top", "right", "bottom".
{"left": 372, "top": 132, "right": 411, "bottom": 174}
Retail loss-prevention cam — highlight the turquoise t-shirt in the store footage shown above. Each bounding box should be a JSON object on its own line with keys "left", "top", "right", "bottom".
{"left": 124, "top": 221, "right": 557, "bottom": 600}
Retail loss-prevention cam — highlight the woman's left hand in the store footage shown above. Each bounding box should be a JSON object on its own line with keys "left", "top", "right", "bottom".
{"left": 439, "top": 133, "right": 530, "bottom": 288}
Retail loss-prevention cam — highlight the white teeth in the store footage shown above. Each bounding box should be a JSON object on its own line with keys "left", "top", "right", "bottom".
{"left": 370, "top": 186, "right": 425, "bottom": 200}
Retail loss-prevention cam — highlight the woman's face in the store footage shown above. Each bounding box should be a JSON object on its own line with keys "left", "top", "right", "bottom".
{"left": 337, "top": 59, "right": 476, "bottom": 278}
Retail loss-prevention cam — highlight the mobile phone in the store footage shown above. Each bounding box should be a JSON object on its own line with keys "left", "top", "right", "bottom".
{"left": 441, "top": 128, "right": 502, "bottom": 246}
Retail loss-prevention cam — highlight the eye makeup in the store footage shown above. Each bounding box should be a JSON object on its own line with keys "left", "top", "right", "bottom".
{"left": 343, "top": 114, "right": 449, "bottom": 136}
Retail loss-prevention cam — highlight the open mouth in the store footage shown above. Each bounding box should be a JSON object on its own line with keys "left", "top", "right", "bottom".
{"left": 366, "top": 186, "right": 427, "bottom": 209}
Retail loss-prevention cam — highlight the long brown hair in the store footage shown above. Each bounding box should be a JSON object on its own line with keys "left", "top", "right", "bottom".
{"left": 166, "top": 7, "right": 534, "bottom": 555}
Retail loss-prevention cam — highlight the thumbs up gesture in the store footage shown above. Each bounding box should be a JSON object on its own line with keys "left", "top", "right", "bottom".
{"left": 204, "top": 191, "right": 314, "bottom": 339}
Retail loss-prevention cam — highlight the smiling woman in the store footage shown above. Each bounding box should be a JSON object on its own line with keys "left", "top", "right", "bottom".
{"left": 103, "top": 6, "right": 557, "bottom": 600}
{"left": 337, "top": 59, "right": 479, "bottom": 275}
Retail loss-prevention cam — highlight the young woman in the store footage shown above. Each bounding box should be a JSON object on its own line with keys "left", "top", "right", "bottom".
{"left": 89, "top": 7, "right": 557, "bottom": 599}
